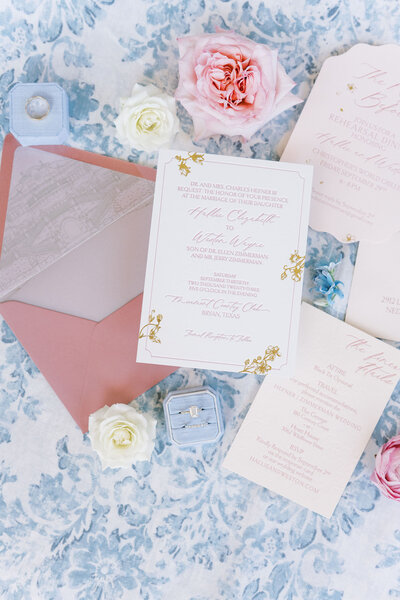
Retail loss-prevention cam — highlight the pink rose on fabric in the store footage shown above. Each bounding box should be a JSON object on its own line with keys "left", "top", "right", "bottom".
{"left": 175, "top": 29, "right": 302, "bottom": 140}
{"left": 371, "top": 434, "right": 400, "bottom": 500}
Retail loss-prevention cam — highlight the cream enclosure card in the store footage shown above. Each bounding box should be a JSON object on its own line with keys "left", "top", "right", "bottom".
{"left": 281, "top": 44, "right": 400, "bottom": 243}
{"left": 223, "top": 303, "right": 400, "bottom": 518}
{"left": 346, "top": 234, "right": 400, "bottom": 341}
{"left": 137, "top": 150, "right": 312, "bottom": 374}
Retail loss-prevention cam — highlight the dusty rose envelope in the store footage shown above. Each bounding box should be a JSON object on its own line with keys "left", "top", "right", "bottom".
{"left": 0, "top": 134, "right": 175, "bottom": 432}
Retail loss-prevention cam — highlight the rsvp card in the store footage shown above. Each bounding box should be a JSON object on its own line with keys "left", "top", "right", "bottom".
{"left": 282, "top": 44, "right": 400, "bottom": 243}
{"left": 346, "top": 233, "right": 400, "bottom": 341}
{"left": 137, "top": 150, "right": 312, "bottom": 374}
{"left": 223, "top": 303, "right": 400, "bottom": 518}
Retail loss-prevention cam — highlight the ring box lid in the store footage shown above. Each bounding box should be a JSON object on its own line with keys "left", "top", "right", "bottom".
{"left": 9, "top": 82, "right": 69, "bottom": 146}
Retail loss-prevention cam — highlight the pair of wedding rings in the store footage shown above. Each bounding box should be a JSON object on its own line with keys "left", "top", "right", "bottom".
{"left": 25, "top": 95, "right": 50, "bottom": 120}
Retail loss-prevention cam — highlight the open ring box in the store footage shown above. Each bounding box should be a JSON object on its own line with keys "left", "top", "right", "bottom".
{"left": 164, "top": 387, "right": 224, "bottom": 447}
{"left": 9, "top": 82, "right": 69, "bottom": 146}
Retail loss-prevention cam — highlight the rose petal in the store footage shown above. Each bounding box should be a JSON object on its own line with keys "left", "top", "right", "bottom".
{"left": 175, "top": 30, "right": 301, "bottom": 140}
{"left": 371, "top": 435, "right": 400, "bottom": 500}
{"left": 114, "top": 84, "right": 179, "bottom": 151}
{"left": 88, "top": 403, "right": 157, "bottom": 469}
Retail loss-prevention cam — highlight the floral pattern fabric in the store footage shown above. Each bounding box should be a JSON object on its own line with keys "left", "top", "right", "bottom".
{"left": 1, "top": 0, "right": 400, "bottom": 598}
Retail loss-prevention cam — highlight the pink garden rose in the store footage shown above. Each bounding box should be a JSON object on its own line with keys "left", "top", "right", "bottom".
{"left": 175, "top": 29, "right": 302, "bottom": 140}
{"left": 371, "top": 434, "right": 400, "bottom": 500}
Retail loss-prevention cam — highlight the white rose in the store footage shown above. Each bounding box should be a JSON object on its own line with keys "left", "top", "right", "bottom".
{"left": 88, "top": 403, "right": 157, "bottom": 469}
{"left": 114, "top": 83, "right": 179, "bottom": 151}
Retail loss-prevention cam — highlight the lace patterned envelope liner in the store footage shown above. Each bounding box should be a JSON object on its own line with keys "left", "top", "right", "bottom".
{"left": 0, "top": 145, "right": 153, "bottom": 306}
{"left": 282, "top": 44, "right": 400, "bottom": 243}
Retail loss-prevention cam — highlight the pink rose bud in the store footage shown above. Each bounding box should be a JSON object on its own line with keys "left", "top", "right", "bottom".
{"left": 175, "top": 29, "right": 302, "bottom": 140}
{"left": 371, "top": 434, "right": 400, "bottom": 500}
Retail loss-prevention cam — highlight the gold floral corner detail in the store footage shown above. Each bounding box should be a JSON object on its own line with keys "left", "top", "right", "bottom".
{"left": 344, "top": 233, "right": 355, "bottom": 242}
{"left": 281, "top": 251, "right": 305, "bottom": 282}
{"left": 139, "top": 310, "right": 163, "bottom": 343}
{"left": 175, "top": 152, "right": 205, "bottom": 176}
{"left": 240, "top": 345, "right": 281, "bottom": 375}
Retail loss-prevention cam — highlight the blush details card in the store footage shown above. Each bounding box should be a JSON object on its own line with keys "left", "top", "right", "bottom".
{"left": 346, "top": 233, "right": 400, "bottom": 341}
{"left": 137, "top": 150, "right": 312, "bottom": 374}
{"left": 281, "top": 44, "right": 400, "bottom": 243}
{"left": 223, "top": 303, "right": 400, "bottom": 518}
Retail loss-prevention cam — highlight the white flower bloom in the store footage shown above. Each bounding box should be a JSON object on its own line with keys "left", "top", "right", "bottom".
{"left": 114, "top": 83, "right": 179, "bottom": 151}
{"left": 88, "top": 403, "right": 157, "bottom": 469}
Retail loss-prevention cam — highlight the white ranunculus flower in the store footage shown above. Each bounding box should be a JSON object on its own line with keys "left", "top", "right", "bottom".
{"left": 88, "top": 403, "right": 157, "bottom": 469}
{"left": 114, "top": 83, "right": 179, "bottom": 151}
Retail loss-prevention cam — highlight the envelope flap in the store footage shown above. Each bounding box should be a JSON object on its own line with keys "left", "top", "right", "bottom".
{"left": 0, "top": 296, "right": 177, "bottom": 433}
{"left": 1, "top": 300, "right": 95, "bottom": 414}
{"left": 79, "top": 295, "right": 176, "bottom": 431}
{"left": 0, "top": 142, "right": 155, "bottom": 299}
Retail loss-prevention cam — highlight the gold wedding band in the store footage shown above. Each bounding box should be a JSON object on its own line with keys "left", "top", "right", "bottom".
{"left": 25, "top": 96, "right": 50, "bottom": 120}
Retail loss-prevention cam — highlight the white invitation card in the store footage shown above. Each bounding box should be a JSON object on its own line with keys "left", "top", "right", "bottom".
{"left": 137, "top": 150, "right": 312, "bottom": 374}
{"left": 223, "top": 303, "right": 400, "bottom": 518}
{"left": 346, "top": 233, "right": 400, "bottom": 341}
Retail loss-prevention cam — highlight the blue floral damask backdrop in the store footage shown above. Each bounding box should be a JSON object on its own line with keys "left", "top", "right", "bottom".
{"left": 1, "top": 0, "right": 400, "bottom": 598}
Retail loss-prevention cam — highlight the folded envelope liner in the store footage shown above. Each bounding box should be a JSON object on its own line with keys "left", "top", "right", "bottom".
{"left": 0, "top": 134, "right": 176, "bottom": 432}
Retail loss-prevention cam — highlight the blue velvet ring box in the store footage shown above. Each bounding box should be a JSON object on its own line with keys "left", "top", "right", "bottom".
{"left": 164, "top": 387, "right": 224, "bottom": 447}
{"left": 9, "top": 82, "right": 69, "bottom": 146}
